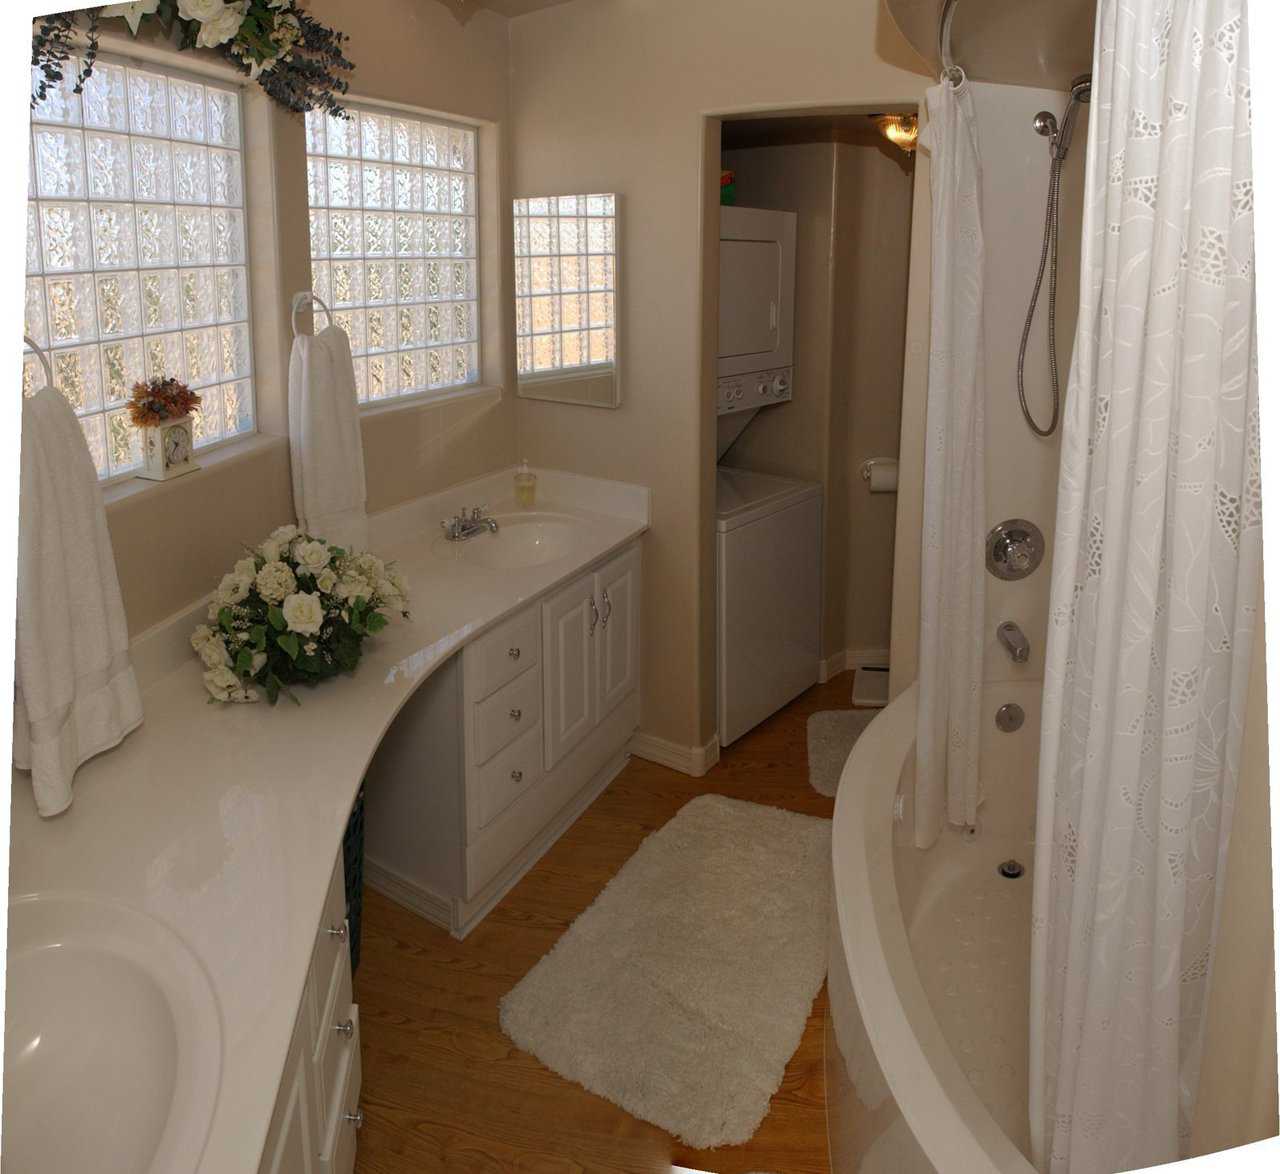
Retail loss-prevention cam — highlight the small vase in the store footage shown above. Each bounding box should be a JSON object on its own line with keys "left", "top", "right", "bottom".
{"left": 137, "top": 414, "right": 199, "bottom": 482}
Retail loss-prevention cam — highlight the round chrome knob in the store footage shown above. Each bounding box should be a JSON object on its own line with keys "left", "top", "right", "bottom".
{"left": 334, "top": 1018, "right": 354, "bottom": 1039}
{"left": 326, "top": 922, "right": 347, "bottom": 942}
{"left": 511, "top": 769, "right": 523, "bottom": 783}
{"left": 508, "top": 647, "right": 521, "bottom": 660}
{"left": 509, "top": 707, "right": 522, "bottom": 721}
{"left": 344, "top": 1107, "right": 364, "bottom": 1130}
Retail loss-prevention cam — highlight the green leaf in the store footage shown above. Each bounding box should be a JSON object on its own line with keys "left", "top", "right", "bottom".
{"left": 365, "top": 611, "right": 388, "bottom": 634}
{"left": 234, "top": 647, "right": 254, "bottom": 676}
{"left": 217, "top": 606, "right": 234, "bottom": 633}
{"left": 267, "top": 605, "right": 285, "bottom": 631}
{"left": 250, "top": 624, "right": 267, "bottom": 652}
{"left": 276, "top": 632, "right": 300, "bottom": 660}
{"left": 264, "top": 674, "right": 280, "bottom": 705}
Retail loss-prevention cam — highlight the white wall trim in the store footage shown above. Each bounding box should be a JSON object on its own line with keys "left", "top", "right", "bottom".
{"left": 821, "top": 647, "right": 890, "bottom": 682}
{"left": 629, "top": 731, "right": 720, "bottom": 777}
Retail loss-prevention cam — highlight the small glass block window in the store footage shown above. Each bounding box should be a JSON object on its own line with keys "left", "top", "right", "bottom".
{"left": 513, "top": 194, "right": 617, "bottom": 377}
{"left": 26, "top": 58, "right": 254, "bottom": 478}
{"left": 306, "top": 105, "right": 479, "bottom": 404}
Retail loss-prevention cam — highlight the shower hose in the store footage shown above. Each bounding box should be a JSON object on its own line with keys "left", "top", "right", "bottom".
{"left": 1017, "top": 148, "right": 1066, "bottom": 437}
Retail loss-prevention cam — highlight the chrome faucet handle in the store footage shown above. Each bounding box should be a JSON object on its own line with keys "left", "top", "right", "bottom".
{"left": 472, "top": 504, "right": 488, "bottom": 521}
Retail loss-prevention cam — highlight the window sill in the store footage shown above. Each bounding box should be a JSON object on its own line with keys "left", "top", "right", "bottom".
{"left": 357, "top": 383, "right": 503, "bottom": 420}
{"left": 102, "top": 433, "right": 288, "bottom": 511}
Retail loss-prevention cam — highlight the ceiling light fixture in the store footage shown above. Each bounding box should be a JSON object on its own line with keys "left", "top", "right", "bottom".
{"left": 874, "top": 113, "right": 919, "bottom": 154}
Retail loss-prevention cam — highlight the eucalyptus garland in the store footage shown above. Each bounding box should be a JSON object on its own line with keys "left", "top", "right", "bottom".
{"left": 32, "top": 2, "right": 354, "bottom": 117}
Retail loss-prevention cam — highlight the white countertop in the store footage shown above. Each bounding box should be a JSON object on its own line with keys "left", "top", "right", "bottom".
{"left": 7, "top": 466, "right": 649, "bottom": 1174}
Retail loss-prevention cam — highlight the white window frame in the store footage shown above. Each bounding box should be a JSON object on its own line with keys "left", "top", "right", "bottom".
{"left": 304, "top": 98, "right": 482, "bottom": 410}
{"left": 25, "top": 50, "right": 258, "bottom": 486}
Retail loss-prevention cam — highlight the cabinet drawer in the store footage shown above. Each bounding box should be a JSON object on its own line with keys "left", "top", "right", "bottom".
{"left": 312, "top": 947, "right": 355, "bottom": 1127}
{"left": 472, "top": 666, "right": 542, "bottom": 766}
{"left": 466, "top": 608, "right": 541, "bottom": 702}
{"left": 470, "top": 722, "right": 544, "bottom": 833}
{"left": 306, "top": 854, "right": 349, "bottom": 1043}
{"left": 318, "top": 1005, "right": 362, "bottom": 1174}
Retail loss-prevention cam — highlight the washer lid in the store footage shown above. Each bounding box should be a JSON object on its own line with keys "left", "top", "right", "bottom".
{"left": 716, "top": 466, "right": 822, "bottom": 532}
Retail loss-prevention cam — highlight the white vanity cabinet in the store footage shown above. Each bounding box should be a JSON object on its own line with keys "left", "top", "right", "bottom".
{"left": 364, "top": 540, "right": 642, "bottom": 938}
{"left": 259, "top": 850, "right": 362, "bottom": 1174}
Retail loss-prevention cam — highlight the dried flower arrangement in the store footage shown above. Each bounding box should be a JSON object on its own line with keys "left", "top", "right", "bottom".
{"left": 33, "top": 2, "right": 354, "bottom": 117}
{"left": 127, "top": 376, "right": 202, "bottom": 428}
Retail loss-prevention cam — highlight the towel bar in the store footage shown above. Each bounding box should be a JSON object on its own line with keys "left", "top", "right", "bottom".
{"left": 290, "top": 291, "right": 334, "bottom": 338}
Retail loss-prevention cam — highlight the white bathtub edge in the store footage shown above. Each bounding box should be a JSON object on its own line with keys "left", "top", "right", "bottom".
{"left": 831, "top": 682, "right": 1036, "bottom": 1174}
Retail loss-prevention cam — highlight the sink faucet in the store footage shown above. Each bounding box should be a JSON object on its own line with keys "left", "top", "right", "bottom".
{"left": 441, "top": 506, "right": 500, "bottom": 542}
{"left": 997, "top": 620, "right": 1031, "bottom": 664}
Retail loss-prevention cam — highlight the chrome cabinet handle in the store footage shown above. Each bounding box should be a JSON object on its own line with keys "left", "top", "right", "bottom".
{"left": 601, "top": 587, "right": 613, "bottom": 628}
{"left": 589, "top": 595, "right": 599, "bottom": 635}
{"left": 511, "top": 769, "right": 523, "bottom": 783}
{"left": 508, "top": 646, "right": 521, "bottom": 660}
{"left": 344, "top": 1107, "right": 364, "bottom": 1130}
{"left": 334, "top": 1017, "right": 354, "bottom": 1039}
{"left": 509, "top": 707, "right": 523, "bottom": 721}
{"left": 326, "top": 922, "right": 347, "bottom": 942}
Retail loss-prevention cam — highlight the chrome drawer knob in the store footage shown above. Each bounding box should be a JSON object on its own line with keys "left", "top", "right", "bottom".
{"left": 326, "top": 922, "right": 347, "bottom": 942}
{"left": 344, "top": 1107, "right": 364, "bottom": 1131}
{"left": 508, "top": 647, "right": 521, "bottom": 660}
{"left": 334, "top": 1017, "right": 354, "bottom": 1039}
{"left": 509, "top": 707, "right": 522, "bottom": 721}
{"left": 511, "top": 769, "right": 523, "bottom": 783}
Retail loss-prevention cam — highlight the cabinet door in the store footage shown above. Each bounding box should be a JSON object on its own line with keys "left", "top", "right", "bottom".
{"left": 542, "top": 571, "right": 598, "bottom": 770}
{"left": 596, "top": 546, "right": 640, "bottom": 720}
{"left": 259, "top": 1029, "right": 316, "bottom": 1174}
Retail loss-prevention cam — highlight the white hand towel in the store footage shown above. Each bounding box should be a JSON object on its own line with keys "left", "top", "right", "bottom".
{"left": 288, "top": 324, "right": 369, "bottom": 552}
{"left": 13, "top": 386, "right": 143, "bottom": 817}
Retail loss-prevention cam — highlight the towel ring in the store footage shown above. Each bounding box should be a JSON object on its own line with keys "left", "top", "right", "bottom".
{"left": 291, "top": 291, "right": 333, "bottom": 338}
{"left": 23, "top": 334, "right": 54, "bottom": 389}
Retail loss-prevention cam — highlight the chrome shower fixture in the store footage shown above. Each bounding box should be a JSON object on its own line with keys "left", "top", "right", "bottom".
{"left": 1017, "top": 74, "right": 1092, "bottom": 436}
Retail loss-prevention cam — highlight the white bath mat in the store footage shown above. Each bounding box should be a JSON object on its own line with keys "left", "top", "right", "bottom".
{"left": 499, "top": 794, "right": 831, "bottom": 1150}
{"left": 807, "top": 709, "right": 877, "bottom": 797}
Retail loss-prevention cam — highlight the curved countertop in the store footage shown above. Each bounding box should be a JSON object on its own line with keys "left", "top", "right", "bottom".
{"left": 7, "top": 466, "right": 649, "bottom": 1174}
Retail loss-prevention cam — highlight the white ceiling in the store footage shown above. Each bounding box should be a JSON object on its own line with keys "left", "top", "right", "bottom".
{"left": 884, "top": 0, "right": 1097, "bottom": 91}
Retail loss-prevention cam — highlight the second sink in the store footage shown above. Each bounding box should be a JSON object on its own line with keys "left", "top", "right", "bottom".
{"left": 436, "top": 511, "right": 581, "bottom": 570}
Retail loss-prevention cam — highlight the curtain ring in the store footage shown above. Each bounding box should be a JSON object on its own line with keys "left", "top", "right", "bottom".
{"left": 942, "top": 65, "right": 966, "bottom": 89}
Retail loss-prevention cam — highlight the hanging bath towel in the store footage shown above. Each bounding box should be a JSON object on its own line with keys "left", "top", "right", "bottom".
{"left": 13, "top": 386, "right": 143, "bottom": 817}
{"left": 288, "top": 324, "right": 369, "bottom": 551}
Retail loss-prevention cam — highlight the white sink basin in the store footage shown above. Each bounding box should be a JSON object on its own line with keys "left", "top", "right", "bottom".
{"left": 436, "top": 511, "right": 582, "bottom": 570}
{"left": 3, "top": 894, "right": 222, "bottom": 1174}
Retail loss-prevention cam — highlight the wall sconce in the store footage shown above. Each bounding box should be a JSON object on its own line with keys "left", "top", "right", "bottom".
{"left": 874, "top": 113, "right": 919, "bottom": 154}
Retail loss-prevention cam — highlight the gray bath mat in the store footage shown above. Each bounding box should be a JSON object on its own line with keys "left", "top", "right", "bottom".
{"left": 807, "top": 709, "right": 877, "bottom": 796}
{"left": 499, "top": 794, "right": 831, "bottom": 1149}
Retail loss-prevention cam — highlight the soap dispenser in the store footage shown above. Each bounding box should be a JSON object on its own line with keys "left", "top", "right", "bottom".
{"left": 514, "top": 459, "right": 537, "bottom": 508}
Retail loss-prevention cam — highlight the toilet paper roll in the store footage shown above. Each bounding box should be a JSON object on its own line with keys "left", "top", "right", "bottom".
{"left": 861, "top": 458, "right": 899, "bottom": 493}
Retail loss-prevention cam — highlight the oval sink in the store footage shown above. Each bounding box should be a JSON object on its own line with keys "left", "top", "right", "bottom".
{"left": 3, "top": 894, "right": 222, "bottom": 1174}
{"left": 436, "top": 512, "right": 582, "bottom": 570}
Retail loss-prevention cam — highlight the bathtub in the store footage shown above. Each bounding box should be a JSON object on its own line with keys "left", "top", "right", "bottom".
{"left": 826, "top": 683, "right": 1038, "bottom": 1173}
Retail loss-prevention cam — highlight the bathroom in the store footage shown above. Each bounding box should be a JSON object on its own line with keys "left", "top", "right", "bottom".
{"left": 4, "top": 2, "right": 1277, "bottom": 1173}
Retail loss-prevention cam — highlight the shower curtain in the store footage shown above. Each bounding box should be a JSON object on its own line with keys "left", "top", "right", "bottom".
{"left": 915, "top": 78, "right": 985, "bottom": 849}
{"left": 1030, "top": 3, "right": 1260, "bottom": 1172}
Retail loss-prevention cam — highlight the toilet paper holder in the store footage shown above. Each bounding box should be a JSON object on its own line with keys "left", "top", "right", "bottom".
{"left": 859, "top": 457, "right": 899, "bottom": 492}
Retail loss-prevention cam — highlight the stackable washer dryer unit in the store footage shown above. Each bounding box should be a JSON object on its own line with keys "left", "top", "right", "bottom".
{"left": 716, "top": 468, "right": 822, "bottom": 746}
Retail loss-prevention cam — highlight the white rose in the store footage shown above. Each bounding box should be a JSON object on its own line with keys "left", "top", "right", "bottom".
{"left": 376, "top": 576, "right": 398, "bottom": 603}
{"left": 255, "top": 560, "right": 297, "bottom": 603}
{"left": 337, "top": 577, "right": 371, "bottom": 603}
{"left": 180, "top": 0, "right": 248, "bottom": 48}
{"left": 203, "top": 664, "right": 240, "bottom": 701}
{"left": 230, "top": 684, "right": 260, "bottom": 703}
{"left": 354, "top": 552, "right": 386, "bottom": 581}
{"left": 293, "top": 539, "right": 331, "bottom": 578}
{"left": 315, "top": 567, "right": 338, "bottom": 594}
{"left": 190, "top": 623, "right": 214, "bottom": 651}
{"left": 198, "top": 635, "right": 232, "bottom": 669}
{"left": 250, "top": 651, "right": 267, "bottom": 676}
{"left": 270, "top": 523, "right": 299, "bottom": 545}
{"left": 216, "top": 571, "right": 252, "bottom": 606}
{"left": 233, "top": 556, "right": 257, "bottom": 578}
{"left": 101, "top": 0, "right": 160, "bottom": 36}
{"left": 259, "top": 537, "right": 283, "bottom": 563}
{"left": 282, "top": 591, "right": 325, "bottom": 636}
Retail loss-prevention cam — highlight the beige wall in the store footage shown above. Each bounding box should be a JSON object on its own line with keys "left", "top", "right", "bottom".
{"left": 1192, "top": 581, "right": 1279, "bottom": 1156}
{"left": 100, "top": 1, "right": 518, "bottom": 635}
{"left": 717, "top": 139, "right": 913, "bottom": 665}
{"left": 835, "top": 140, "right": 914, "bottom": 658}
{"left": 509, "top": 0, "right": 930, "bottom": 749}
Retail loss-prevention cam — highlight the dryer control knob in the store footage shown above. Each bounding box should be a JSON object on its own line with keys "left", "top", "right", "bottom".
{"left": 756, "top": 381, "right": 769, "bottom": 396}
{"left": 772, "top": 374, "right": 790, "bottom": 396}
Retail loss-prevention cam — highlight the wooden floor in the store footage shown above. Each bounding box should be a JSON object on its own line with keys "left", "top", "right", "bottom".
{"left": 353, "top": 672, "right": 859, "bottom": 1174}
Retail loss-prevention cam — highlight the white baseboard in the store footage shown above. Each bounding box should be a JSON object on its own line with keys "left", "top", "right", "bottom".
{"left": 365, "top": 858, "right": 452, "bottom": 930}
{"left": 819, "top": 650, "right": 848, "bottom": 682}
{"left": 820, "top": 648, "right": 889, "bottom": 683}
{"left": 629, "top": 731, "right": 720, "bottom": 777}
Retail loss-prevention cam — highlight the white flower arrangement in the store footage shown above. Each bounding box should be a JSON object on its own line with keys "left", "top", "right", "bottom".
{"left": 193, "top": 525, "right": 409, "bottom": 705}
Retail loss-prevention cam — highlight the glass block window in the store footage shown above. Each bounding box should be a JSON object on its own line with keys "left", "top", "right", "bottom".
{"left": 305, "top": 106, "right": 479, "bottom": 404}
{"left": 513, "top": 194, "right": 616, "bottom": 377}
{"left": 24, "top": 58, "right": 254, "bottom": 479}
